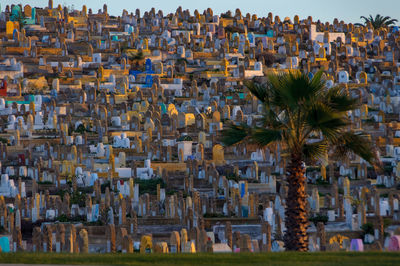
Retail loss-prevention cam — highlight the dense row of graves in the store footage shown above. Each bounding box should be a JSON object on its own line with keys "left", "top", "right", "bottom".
{"left": 0, "top": 1, "right": 399, "bottom": 253}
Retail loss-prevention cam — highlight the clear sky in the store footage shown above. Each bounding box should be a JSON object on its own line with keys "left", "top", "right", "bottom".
{"left": 2, "top": 0, "right": 400, "bottom": 25}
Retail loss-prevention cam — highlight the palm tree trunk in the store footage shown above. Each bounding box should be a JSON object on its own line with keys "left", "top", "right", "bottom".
{"left": 284, "top": 152, "right": 309, "bottom": 251}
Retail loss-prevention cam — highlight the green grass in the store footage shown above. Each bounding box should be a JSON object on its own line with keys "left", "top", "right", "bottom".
{"left": 0, "top": 252, "right": 399, "bottom": 265}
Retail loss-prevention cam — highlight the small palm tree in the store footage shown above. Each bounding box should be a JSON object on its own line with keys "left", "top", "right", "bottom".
{"left": 221, "top": 71, "right": 378, "bottom": 251}
{"left": 11, "top": 9, "right": 27, "bottom": 29}
{"left": 356, "top": 14, "right": 398, "bottom": 29}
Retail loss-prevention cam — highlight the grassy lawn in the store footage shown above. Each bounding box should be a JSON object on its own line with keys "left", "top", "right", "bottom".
{"left": 0, "top": 252, "right": 399, "bottom": 265}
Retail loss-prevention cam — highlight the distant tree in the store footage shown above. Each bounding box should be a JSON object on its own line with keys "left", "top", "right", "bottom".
{"left": 133, "top": 51, "right": 144, "bottom": 60}
{"left": 258, "top": 52, "right": 275, "bottom": 68}
{"left": 356, "top": 14, "right": 398, "bottom": 29}
{"left": 65, "top": 3, "right": 75, "bottom": 13}
{"left": 11, "top": 9, "right": 27, "bottom": 29}
{"left": 75, "top": 124, "right": 86, "bottom": 134}
{"left": 221, "top": 11, "right": 232, "bottom": 19}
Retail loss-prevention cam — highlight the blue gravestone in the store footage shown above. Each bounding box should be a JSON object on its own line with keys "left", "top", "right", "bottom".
{"left": 42, "top": 96, "right": 51, "bottom": 103}
{"left": 0, "top": 237, "right": 10, "bottom": 252}
{"left": 92, "top": 204, "right": 99, "bottom": 221}
{"left": 231, "top": 32, "right": 239, "bottom": 41}
{"left": 50, "top": 89, "right": 58, "bottom": 98}
{"left": 145, "top": 75, "right": 153, "bottom": 86}
{"left": 241, "top": 206, "right": 249, "bottom": 217}
{"left": 350, "top": 239, "right": 363, "bottom": 251}
{"left": 145, "top": 59, "right": 152, "bottom": 72}
{"left": 240, "top": 182, "right": 246, "bottom": 198}
{"left": 13, "top": 29, "right": 19, "bottom": 40}
{"left": 31, "top": 8, "right": 36, "bottom": 19}
{"left": 91, "top": 173, "right": 98, "bottom": 186}
{"left": 129, "top": 70, "right": 141, "bottom": 78}
{"left": 248, "top": 33, "right": 255, "bottom": 44}
{"left": 129, "top": 59, "right": 154, "bottom": 85}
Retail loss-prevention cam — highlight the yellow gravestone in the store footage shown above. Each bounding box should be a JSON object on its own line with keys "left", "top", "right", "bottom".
{"left": 359, "top": 72, "right": 368, "bottom": 84}
{"left": 6, "top": 21, "right": 14, "bottom": 37}
{"left": 140, "top": 235, "right": 153, "bottom": 253}
{"left": 321, "top": 165, "right": 326, "bottom": 180}
{"left": 329, "top": 235, "right": 349, "bottom": 249}
{"left": 154, "top": 242, "right": 169, "bottom": 253}
{"left": 212, "top": 144, "right": 225, "bottom": 166}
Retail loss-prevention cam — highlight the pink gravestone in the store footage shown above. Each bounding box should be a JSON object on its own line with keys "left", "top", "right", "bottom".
{"left": 388, "top": 236, "right": 400, "bottom": 251}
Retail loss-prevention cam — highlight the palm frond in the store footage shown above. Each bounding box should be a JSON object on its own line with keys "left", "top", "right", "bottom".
{"left": 244, "top": 80, "right": 268, "bottom": 103}
{"left": 262, "top": 108, "right": 286, "bottom": 129}
{"left": 220, "top": 123, "right": 282, "bottom": 148}
{"left": 332, "top": 131, "right": 379, "bottom": 166}
{"left": 220, "top": 123, "right": 250, "bottom": 146}
{"left": 302, "top": 140, "right": 328, "bottom": 162}
{"left": 324, "top": 87, "right": 360, "bottom": 112}
{"left": 309, "top": 70, "right": 328, "bottom": 97}
{"left": 267, "top": 70, "right": 326, "bottom": 112}
{"left": 359, "top": 14, "right": 397, "bottom": 29}
{"left": 385, "top": 18, "right": 398, "bottom": 26}
{"left": 248, "top": 127, "right": 282, "bottom": 147}
{"left": 267, "top": 72, "right": 293, "bottom": 109}
{"left": 305, "top": 102, "right": 349, "bottom": 141}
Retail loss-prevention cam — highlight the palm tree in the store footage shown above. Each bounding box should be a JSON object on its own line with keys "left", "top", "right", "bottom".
{"left": 11, "top": 9, "right": 27, "bottom": 29}
{"left": 356, "top": 14, "right": 398, "bottom": 29}
{"left": 221, "top": 71, "right": 378, "bottom": 251}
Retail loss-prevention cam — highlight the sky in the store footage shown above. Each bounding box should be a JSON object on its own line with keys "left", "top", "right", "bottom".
{"left": 2, "top": 0, "right": 400, "bottom": 25}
